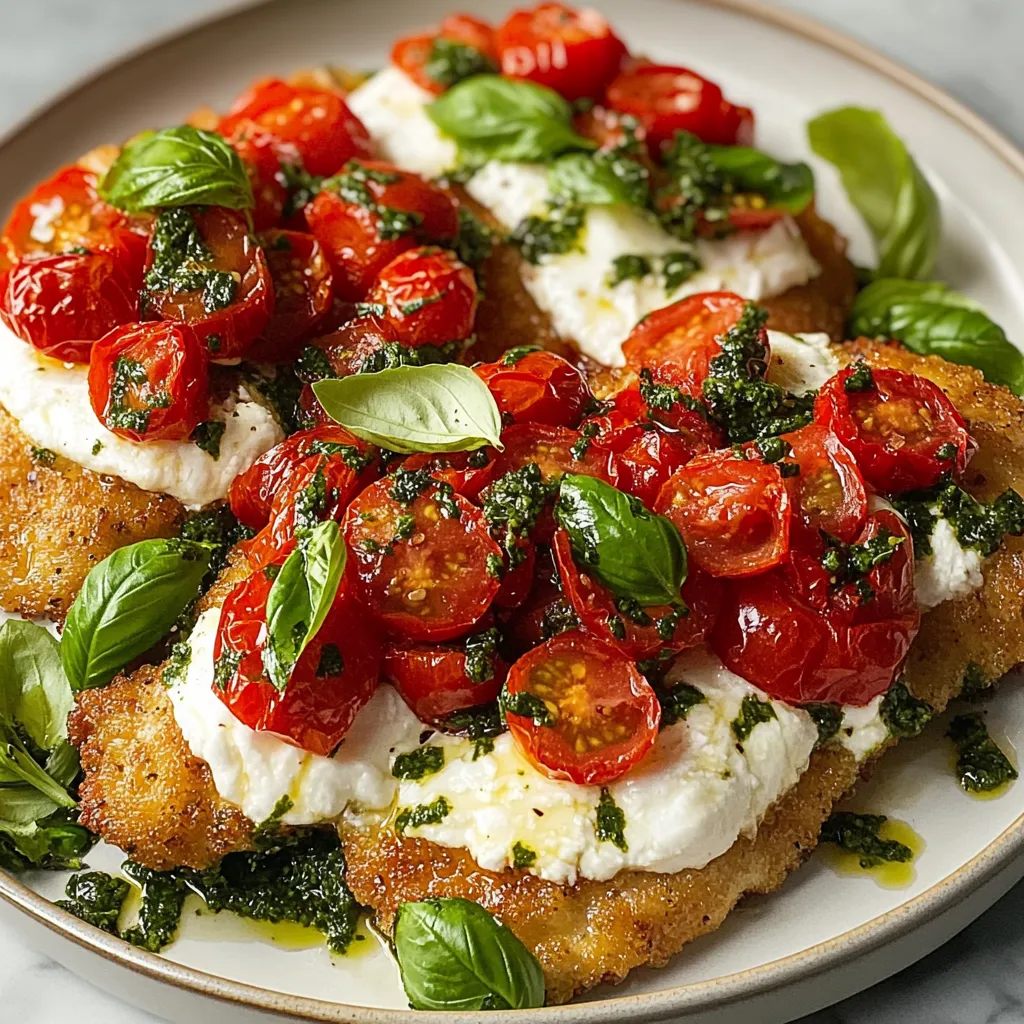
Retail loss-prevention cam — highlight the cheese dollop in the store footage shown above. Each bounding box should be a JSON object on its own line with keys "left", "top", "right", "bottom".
{"left": 915, "top": 516, "right": 985, "bottom": 611}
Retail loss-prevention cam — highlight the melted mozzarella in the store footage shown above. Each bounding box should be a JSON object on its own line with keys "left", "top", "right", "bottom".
{"left": 915, "top": 516, "right": 985, "bottom": 611}
{"left": 766, "top": 330, "right": 840, "bottom": 394}
{"left": 838, "top": 696, "right": 889, "bottom": 762}
{"left": 0, "top": 324, "right": 283, "bottom": 507}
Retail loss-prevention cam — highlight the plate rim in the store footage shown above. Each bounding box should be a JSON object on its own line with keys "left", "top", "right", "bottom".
{"left": 2, "top": 0, "right": 1024, "bottom": 1020}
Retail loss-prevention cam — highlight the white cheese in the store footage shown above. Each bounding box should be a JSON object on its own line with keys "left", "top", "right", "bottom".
{"left": 915, "top": 516, "right": 984, "bottom": 611}
{"left": 346, "top": 66, "right": 458, "bottom": 179}
{"left": 167, "top": 608, "right": 423, "bottom": 826}
{"left": 0, "top": 323, "right": 283, "bottom": 507}
{"left": 838, "top": 695, "right": 889, "bottom": 762}
{"left": 766, "top": 330, "right": 840, "bottom": 394}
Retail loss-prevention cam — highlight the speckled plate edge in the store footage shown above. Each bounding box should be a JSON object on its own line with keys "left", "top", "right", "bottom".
{"left": 2, "top": 1, "right": 1024, "bottom": 1021}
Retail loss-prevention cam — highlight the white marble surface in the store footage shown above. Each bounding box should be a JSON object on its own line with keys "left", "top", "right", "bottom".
{"left": 2, "top": 2, "right": 1024, "bottom": 1022}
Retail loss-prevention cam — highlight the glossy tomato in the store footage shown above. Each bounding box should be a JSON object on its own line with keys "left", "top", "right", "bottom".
{"left": 399, "top": 449, "right": 498, "bottom": 501}
{"left": 503, "top": 632, "right": 660, "bottom": 785}
{"left": 492, "top": 535, "right": 537, "bottom": 611}
{"left": 552, "top": 528, "right": 721, "bottom": 658}
{"left": 229, "top": 129, "right": 289, "bottom": 231}
{"left": 213, "top": 567, "right": 379, "bottom": 755}
{"left": 474, "top": 349, "right": 591, "bottom": 427}
{"left": 0, "top": 247, "right": 140, "bottom": 363}
{"left": 591, "top": 420, "right": 699, "bottom": 506}
{"left": 495, "top": 3, "right": 627, "bottom": 101}
{"left": 143, "top": 207, "right": 273, "bottom": 359}
{"left": 306, "top": 160, "right": 459, "bottom": 301}
{"left": 229, "top": 424, "right": 379, "bottom": 530}
{"left": 368, "top": 246, "right": 477, "bottom": 347}
{"left": 343, "top": 470, "right": 502, "bottom": 641}
{"left": 218, "top": 79, "right": 373, "bottom": 178}
{"left": 711, "top": 510, "right": 919, "bottom": 705}
{"left": 392, "top": 14, "right": 497, "bottom": 95}
{"left": 384, "top": 639, "right": 505, "bottom": 722}
{"left": 814, "top": 365, "right": 975, "bottom": 493}
{"left": 88, "top": 321, "right": 208, "bottom": 442}
{"left": 655, "top": 451, "right": 792, "bottom": 578}
{"left": 622, "top": 291, "right": 752, "bottom": 394}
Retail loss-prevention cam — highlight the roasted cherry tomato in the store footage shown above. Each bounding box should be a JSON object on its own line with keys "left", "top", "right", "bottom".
{"left": 368, "top": 246, "right": 477, "bottom": 347}
{"left": 552, "top": 529, "right": 720, "bottom": 658}
{"left": 495, "top": 3, "right": 627, "bottom": 101}
{"left": 711, "top": 510, "right": 919, "bottom": 705}
{"left": 218, "top": 79, "right": 373, "bottom": 178}
{"left": 213, "top": 567, "right": 379, "bottom": 755}
{"left": 493, "top": 536, "right": 537, "bottom": 611}
{"left": 245, "top": 230, "right": 334, "bottom": 362}
{"left": 0, "top": 247, "right": 141, "bottom": 363}
{"left": 392, "top": 14, "right": 497, "bottom": 95}
{"left": 474, "top": 348, "right": 591, "bottom": 427}
{"left": 655, "top": 452, "right": 792, "bottom": 578}
{"left": 229, "top": 129, "right": 290, "bottom": 232}
{"left": 384, "top": 640, "right": 505, "bottom": 722}
{"left": 776, "top": 423, "right": 867, "bottom": 543}
{"left": 573, "top": 104, "right": 647, "bottom": 151}
{"left": 503, "top": 632, "right": 660, "bottom": 785}
{"left": 343, "top": 471, "right": 502, "bottom": 641}
{"left": 143, "top": 207, "right": 273, "bottom": 359}
{"left": 399, "top": 449, "right": 498, "bottom": 501}
{"left": 814, "top": 365, "right": 975, "bottom": 493}
{"left": 88, "top": 321, "right": 208, "bottom": 442}
{"left": 606, "top": 64, "right": 751, "bottom": 153}
{"left": 229, "top": 424, "right": 379, "bottom": 530}
{"left": 0, "top": 164, "right": 129, "bottom": 267}
{"left": 622, "top": 291, "right": 752, "bottom": 394}
{"left": 306, "top": 160, "right": 459, "bottom": 301}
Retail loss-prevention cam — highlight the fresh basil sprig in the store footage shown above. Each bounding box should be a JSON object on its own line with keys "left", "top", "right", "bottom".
{"left": 312, "top": 364, "right": 503, "bottom": 454}
{"left": 61, "top": 538, "right": 213, "bottom": 692}
{"left": 263, "top": 521, "right": 347, "bottom": 691}
{"left": 849, "top": 278, "right": 1024, "bottom": 394}
{"left": 394, "top": 897, "right": 545, "bottom": 1011}
{"left": 99, "top": 125, "right": 254, "bottom": 212}
{"left": 428, "top": 75, "right": 594, "bottom": 165}
{"left": 548, "top": 150, "right": 649, "bottom": 208}
{"left": 808, "top": 107, "right": 939, "bottom": 279}
{"left": 556, "top": 474, "right": 688, "bottom": 606}
{"left": 707, "top": 145, "right": 814, "bottom": 213}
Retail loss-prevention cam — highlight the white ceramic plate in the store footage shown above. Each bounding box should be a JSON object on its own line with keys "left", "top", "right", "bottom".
{"left": 2, "top": 2, "right": 1024, "bottom": 1022}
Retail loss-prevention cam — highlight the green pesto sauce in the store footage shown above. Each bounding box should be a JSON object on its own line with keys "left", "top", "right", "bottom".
{"left": 731, "top": 693, "right": 776, "bottom": 742}
{"left": 820, "top": 811, "right": 913, "bottom": 869}
{"left": 425, "top": 37, "right": 498, "bottom": 89}
{"left": 880, "top": 682, "right": 934, "bottom": 738}
{"left": 464, "top": 628, "right": 500, "bottom": 684}
{"left": 500, "top": 687, "right": 555, "bottom": 728}
{"left": 654, "top": 682, "right": 705, "bottom": 729}
{"left": 540, "top": 598, "right": 581, "bottom": 641}
{"left": 948, "top": 713, "right": 1018, "bottom": 794}
{"left": 29, "top": 446, "right": 57, "bottom": 466}
{"left": 395, "top": 796, "right": 451, "bottom": 835}
{"left": 57, "top": 872, "right": 130, "bottom": 934}
{"left": 512, "top": 203, "right": 585, "bottom": 265}
{"left": 190, "top": 420, "right": 226, "bottom": 460}
{"left": 438, "top": 702, "right": 505, "bottom": 760}
{"left": 804, "top": 702, "right": 844, "bottom": 747}
{"left": 483, "top": 463, "right": 557, "bottom": 560}
{"left": 511, "top": 841, "right": 537, "bottom": 870}
{"left": 595, "top": 788, "right": 627, "bottom": 852}
{"left": 392, "top": 745, "right": 445, "bottom": 781}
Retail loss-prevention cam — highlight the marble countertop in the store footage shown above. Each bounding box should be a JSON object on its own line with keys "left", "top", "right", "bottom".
{"left": 2, "top": 2, "right": 1024, "bottom": 1022}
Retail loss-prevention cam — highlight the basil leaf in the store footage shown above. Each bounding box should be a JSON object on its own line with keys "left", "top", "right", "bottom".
{"left": 0, "top": 620, "right": 72, "bottom": 749}
{"left": 262, "top": 521, "right": 346, "bottom": 692}
{"left": 312, "top": 364, "right": 503, "bottom": 454}
{"left": 0, "top": 730, "right": 75, "bottom": 808}
{"left": 428, "top": 75, "right": 594, "bottom": 164}
{"left": 849, "top": 277, "right": 1024, "bottom": 394}
{"left": 707, "top": 146, "right": 814, "bottom": 213}
{"left": 99, "top": 125, "right": 254, "bottom": 212}
{"left": 808, "top": 107, "right": 939, "bottom": 279}
{"left": 395, "top": 897, "right": 545, "bottom": 1011}
{"left": 548, "top": 150, "right": 648, "bottom": 207}
{"left": 61, "top": 539, "right": 213, "bottom": 692}
{"left": 556, "top": 474, "right": 687, "bottom": 606}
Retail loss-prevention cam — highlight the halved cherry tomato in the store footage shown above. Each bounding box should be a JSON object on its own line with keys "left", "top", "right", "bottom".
{"left": 573, "top": 104, "right": 647, "bottom": 151}
{"left": 369, "top": 246, "right": 477, "bottom": 347}
{"left": 501, "top": 546, "right": 571, "bottom": 654}
{"left": 343, "top": 470, "right": 502, "bottom": 641}
{"left": 306, "top": 160, "right": 459, "bottom": 301}
{"left": 493, "top": 536, "right": 537, "bottom": 610}
{"left": 589, "top": 420, "right": 700, "bottom": 506}
{"left": 245, "top": 230, "right": 334, "bottom": 362}
{"left": 229, "top": 129, "right": 289, "bottom": 232}
{"left": 1, "top": 165, "right": 129, "bottom": 267}
{"left": 495, "top": 3, "right": 628, "bottom": 101}
{"left": 393, "top": 14, "right": 497, "bottom": 95}
{"left": 655, "top": 452, "right": 792, "bottom": 578}
{"left": 0, "top": 246, "right": 141, "bottom": 362}
{"left": 88, "top": 321, "right": 208, "bottom": 442}
{"left": 622, "top": 291, "right": 752, "bottom": 394}
{"left": 552, "top": 528, "right": 720, "bottom": 658}
{"left": 606, "top": 64, "right": 750, "bottom": 153}
{"left": 814, "top": 365, "right": 975, "bottom": 493}
{"left": 229, "top": 424, "right": 379, "bottom": 530}
{"left": 384, "top": 640, "right": 505, "bottom": 722}
{"left": 503, "top": 632, "right": 660, "bottom": 785}
{"left": 143, "top": 207, "right": 273, "bottom": 359}
{"left": 776, "top": 423, "right": 867, "bottom": 543}
{"left": 213, "top": 567, "right": 379, "bottom": 755}
{"left": 474, "top": 349, "right": 591, "bottom": 427}
{"left": 399, "top": 449, "right": 498, "bottom": 501}
{"left": 711, "top": 510, "right": 919, "bottom": 705}
{"left": 218, "top": 79, "right": 373, "bottom": 178}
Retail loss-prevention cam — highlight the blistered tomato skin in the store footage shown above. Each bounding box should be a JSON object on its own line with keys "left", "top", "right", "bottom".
{"left": 814, "top": 365, "right": 976, "bottom": 494}
{"left": 213, "top": 568, "right": 380, "bottom": 756}
{"left": 87, "top": 321, "right": 209, "bottom": 442}
{"left": 392, "top": 14, "right": 497, "bottom": 95}
{"left": 229, "top": 129, "right": 290, "bottom": 232}
{"left": 503, "top": 632, "right": 660, "bottom": 785}
{"left": 474, "top": 349, "right": 591, "bottom": 428}
{"left": 399, "top": 450, "right": 498, "bottom": 501}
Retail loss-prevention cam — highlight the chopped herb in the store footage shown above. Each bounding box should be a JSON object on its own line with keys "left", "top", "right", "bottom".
{"left": 453, "top": 205, "right": 497, "bottom": 267}
{"left": 661, "top": 250, "right": 702, "bottom": 291}
{"left": 105, "top": 355, "right": 156, "bottom": 434}
{"left": 295, "top": 344, "right": 337, "bottom": 384}
{"left": 880, "top": 681, "right": 934, "bottom": 738}
{"left": 438, "top": 703, "right": 505, "bottom": 759}
{"left": 399, "top": 292, "right": 445, "bottom": 317}
{"left": 804, "top": 702, "right": 844, "bottom": 747}
{"left": 820, "top": 527, "right": 904, "bottom": 597}
{"left": 483, "top": 463, "right": 557, "bottom": 560}
{"left": 30, "top": 446, "right": 57, "bottom": 466}
{"left": 213, "top": 649, "right": 242, "bottom": 691}
{"left": 120, "top": 860, "right": 189, "bottom": 953}
{"left": 279, "top": 162, "right": 324, "bottom": 221}
{"left": 251, "top": 795, "right": 294, "bottom": 850}
{"left": 395, "top": 796, "right": 451, "bottom": 835}
{"left": 755, "top": 436, "right": 792, "bottom": 464}
{"left": 500, "top": 687, "right": 554, "bottom": 727}
{"left": 732, "top": 693, "right": 776, "bottom": 741}
{"left": 607, "top": 253, "right": 652, "bottom": 287}
{"left": 656, "top": 131, "right": 729, "bottom": 241}
{"left": 512, "top": 203, "right": 585, "bottom": 264}
{"left": 464, "top": 628, "right": 500, "bottom": 684}
{"left": 511, "top": 841, "right": 537, "bottom": 870}
{"left": 57, "top": 872, "right": 130, "bottom": 934}
{"left": 844, "top": 362, "right": 875, "bottom": 392}
{"left": 190, "top": 420, "right": 226, "bottom": 459}
{"left": 820, "top": 811, "right": 913, "bottom": 868}
{"left": 960, "top": 662, "right": 993, "bottom": 702}
{"left": 501, "top": 345, "right": 542, "bottom": 367}
{"left": 948, "top": 713, "right": 1018, "bottom": 793}
{"left": 540, "top": 598, "right": 580, "bottom": 640}
{"left": 91, "top": 440, "right": 104, "bottom": 456}
{"left": 935, "top": 441, "right": 958, "bottom": 461}
{"left": 655, "top": 604, "right": 687, "bottom": 641}
{"left": 242, "top": 364, "right": 305, "bottom": 435}
{"left": 306, "top": 439, "right": 375, "bottom": 474}
{"left": 179, "top": 504, "right": 252, "bottom": 579}
{"left": 316, "top": 643, "right": 343, "bottom": 678}
{"left": 392, "top": 745, "right": 445, "bottom": 781}
{"left": 322, "top": 161, "right": 425, "bottom": 242}
{"left": 425, "top": 37, "right": 498, "bottom": 88}
{"left": 595, "top": 788, "right": 627, "bottom": 851}
{"left": 654, "top": 682, "right": 705, "bottom": 728}
{"left": 161, "top": 641, "right": 192, "bottom": 688}
{"left": 485, "top": 552, "right": 504, "bottom": 579}
{"left": 606, "top": 613, "right": 626, "bottom": 639}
